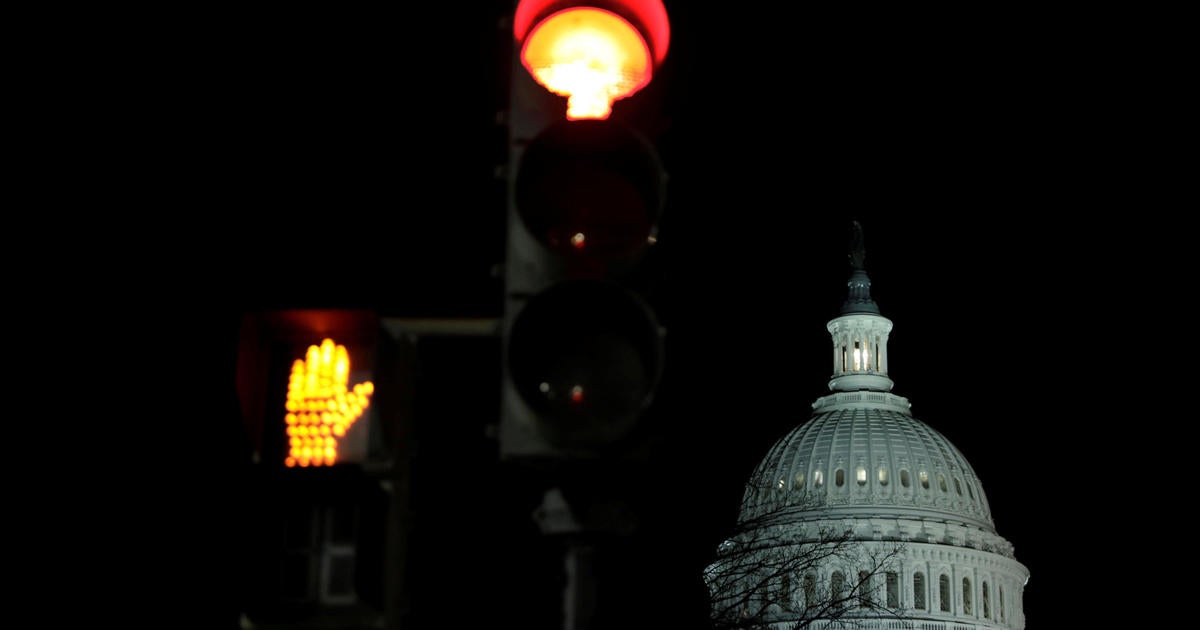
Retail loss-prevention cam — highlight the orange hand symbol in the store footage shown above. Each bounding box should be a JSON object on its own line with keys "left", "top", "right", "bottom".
{"left": 282, "top": 338, "right": 374, "bottom": 467}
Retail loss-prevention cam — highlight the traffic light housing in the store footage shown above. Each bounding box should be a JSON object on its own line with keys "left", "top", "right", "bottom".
{"left": 500, "top": 0, "right": 671, "bottom": 462}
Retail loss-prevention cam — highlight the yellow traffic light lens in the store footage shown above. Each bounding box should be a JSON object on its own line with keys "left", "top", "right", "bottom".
{"left": 522, "top": 7, "right": 651, "bottom": 120}
{"left": 507, "top": 279, "right": 663, "bottom": 448}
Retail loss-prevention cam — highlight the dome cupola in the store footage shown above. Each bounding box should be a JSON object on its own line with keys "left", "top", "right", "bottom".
{"left": 827, "top": 220, "right": 894, "bottom": 393}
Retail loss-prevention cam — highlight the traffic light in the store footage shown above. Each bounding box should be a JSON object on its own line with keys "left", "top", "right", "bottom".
{"left": 500, "top": 0, "right": 671, "bottom": 462}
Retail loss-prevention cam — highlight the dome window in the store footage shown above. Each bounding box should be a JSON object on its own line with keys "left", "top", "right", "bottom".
{"left": 831, "top": 571, "right": 846, "bottom": 608}
{"left": 857, "top": 570, "right": 873, "bottom": 606}
{"left": 794, "top": 471, "right": 805, "bottom": 488}
{"left": 967, "top": 481, "right": 975, "bottom": 500}
{"left": 999, "top": 586, "right": 1006, "bottom": 622}
{"left": 953, "top": 477, "right": 962, "bottom": 495}
{"left": 913, "top": 572, "right": 926, "bottom": 610}
{"left": 962, "top": 577, "right": 972, "bottom": 615}
{"left": 919, "top": 471, "right": 930, "bottom": 490}
{"left": 900, "top": 469, "right": 911, "bottom": 488}
{"left": 878, "top": 467, "right": 889, "bottom": 486}
{"left": 856, "top": 466, "right": 867, "bottom": 486}
{"left": 836, "top": 468, "right": 845, "bottom": 487}
{"left": 885, "top": 571, "right": 898, "bottom": 608}
{"left": 982, "top": 581, "right": 990, "bottom": 619}
{"left": 939, "top": 574, "right": 951, "bottom": 612}
{"left": 938, "top": 473, "right": 948, "bottom": 493}
{"left": 813, "top": 470, "right": 824, "bottom": 487}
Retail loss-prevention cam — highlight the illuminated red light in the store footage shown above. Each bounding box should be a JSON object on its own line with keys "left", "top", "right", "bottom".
{"left": 514, "top": 0, "right": 670, "bottom": 121}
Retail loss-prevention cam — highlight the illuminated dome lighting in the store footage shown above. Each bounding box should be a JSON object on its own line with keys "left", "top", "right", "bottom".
{"left": 706, "top": 222, "right": 1029, "bottom": 628}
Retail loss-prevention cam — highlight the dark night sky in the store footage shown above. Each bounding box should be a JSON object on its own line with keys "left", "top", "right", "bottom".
{"left": 148, "top": 2, "right": 1169, "bottom": 628}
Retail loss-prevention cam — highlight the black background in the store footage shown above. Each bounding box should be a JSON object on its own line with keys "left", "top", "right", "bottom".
{"left": 121, "top": 1, "right": 1170, "bottom": 627}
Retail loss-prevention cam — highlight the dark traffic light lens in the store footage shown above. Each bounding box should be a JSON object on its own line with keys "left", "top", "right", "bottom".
{"left": 515, "top": 118, "right": 665, "bottom": 275}
{"left": 508, "top": 279, "right": 664, "bottom": 449}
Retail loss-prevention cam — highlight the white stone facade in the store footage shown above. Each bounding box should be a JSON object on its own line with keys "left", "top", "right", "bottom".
{"left": 709, "top": 537, "right": 1026, "bottom": 629}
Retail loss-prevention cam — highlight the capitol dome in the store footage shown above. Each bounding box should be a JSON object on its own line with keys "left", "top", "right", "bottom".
{"left": 706, "top": 222, "right": 1029, "bottom": 629}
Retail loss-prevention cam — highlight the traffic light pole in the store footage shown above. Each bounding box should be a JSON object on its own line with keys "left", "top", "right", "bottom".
{"left": 504, "top": 2, "right": 672, "bottom": 626}
{"left": 563, "top": 541, "right": 596, "bottom": 630}
{"left": 533, "top": 485, "right": 637, "bottom": 630}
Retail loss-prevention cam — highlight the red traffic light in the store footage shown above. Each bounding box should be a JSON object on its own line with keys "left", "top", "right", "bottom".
{"left": 501, "top": 1, "right": 672, "bottom": 464}
{"left": 513, "top": 0, "right": 670, "bottom": 120}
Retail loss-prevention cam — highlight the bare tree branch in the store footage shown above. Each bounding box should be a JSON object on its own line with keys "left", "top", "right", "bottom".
{"left": 705, "top": 478, "right": 910, "bottom": 629}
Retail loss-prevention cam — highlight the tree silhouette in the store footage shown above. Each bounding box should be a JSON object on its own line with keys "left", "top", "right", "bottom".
{"left": 704, "top": 477, "right": 909, "bottom": 629}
